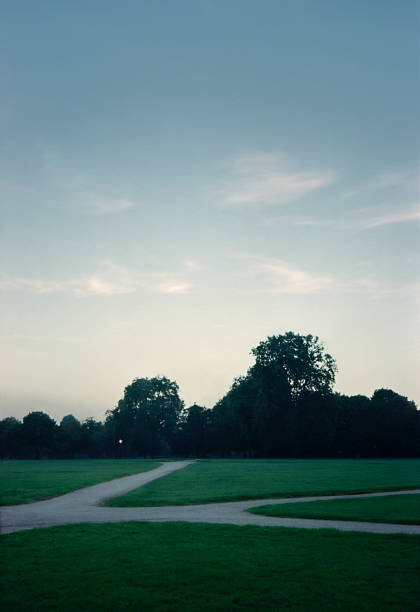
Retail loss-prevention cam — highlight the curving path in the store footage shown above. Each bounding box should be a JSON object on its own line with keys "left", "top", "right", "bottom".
{"left": 1, "top": 461, "right": 420, "bottom": 535}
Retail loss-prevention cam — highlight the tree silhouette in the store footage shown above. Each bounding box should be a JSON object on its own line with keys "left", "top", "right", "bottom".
{"left": 106, "top": 376, "right": 184, "bottom": 456}
{"left": 22, "top": 411, "right": 58, "bottom": 459}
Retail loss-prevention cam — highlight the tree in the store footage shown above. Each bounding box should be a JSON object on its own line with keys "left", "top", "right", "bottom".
{"left": 251, "top": 364, "right": 293, "bottom": 456}
{"left": 296, "top": 391, "right": 336, "bottom": 457}
{"left": 207, "top": 397, "right": 239, "bottom": 457}
{"left": 245, "top": 332, "right": 337, "bottom": 455}
{"left": 177, "top": 404, "right": 210, "bottom": 457}
{"left": 59, "top": 414, "right": 83, "bottom": 458}
{"left": 82, "top": 418, "right": 107, "bottom": 457}
{"left": 369, "top": 389, "right": 419, "bottom": 457}
{"left": 207, "top": 332, "right": 337, "bottom": 457}
{"left": 22, "top": 411, "right": 58, "bottom": 459}
{"left": 250, "top": 332, "right": 337, "bottom": 403}
{"left": 0, "top": 417, "right": 22, "bottom": 459}
{"left": 334, "top": 393, "right": 371, "bottom": 457}
{"left": 107, "top": 376, "right": 184, "bottom": 456}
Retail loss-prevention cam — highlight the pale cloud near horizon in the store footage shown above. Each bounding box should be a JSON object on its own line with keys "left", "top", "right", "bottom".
{"left": 2, "top": 254, "right": 416, "bottom": 301}
{"left": 158, "top": 282, "right": 192, "bottom": 294}
{"left": 219, "top": 151, "right": 335, "bottom": 206}
{"left": 0, "top": 260, "right": 192, "bottom": 297}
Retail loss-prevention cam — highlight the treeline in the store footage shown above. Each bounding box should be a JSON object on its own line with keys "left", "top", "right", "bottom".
{"left": 1, "top": 333, "right": 419, "bottom": 459}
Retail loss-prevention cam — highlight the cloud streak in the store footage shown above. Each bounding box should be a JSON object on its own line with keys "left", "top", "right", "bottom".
{"left": 245, "top": 256, "right": 334, "bottom": 294}
{"left": 220, "top": 152, "right": 335, "bottom": 206}
{"left": 158, "top": 282, "right": 192, "bottom": 294}
{"left": 342, "top": 169, "right": 419, "bottom": 200}
{"left": 238, "top": 255, "right": 418, "bottom": 298}
{"left": 359, "top": 204, "right": 420, "bottom": 230}
{"left": 284, "top": 203, "right": 420, "bottom": 232}
{"left": 0, "top": 260, "right": 192, "bottom": 297}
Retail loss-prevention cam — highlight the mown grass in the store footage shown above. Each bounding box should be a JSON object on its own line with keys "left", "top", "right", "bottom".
{"left": 0, "top": 459, "right": 161, "bottom": 505}
{"left": 251, "top": 493, "right": 420, "bottom": 524}
{"left": 107, "top": 459, "right": 420, "bottom": 507}
{"left": 1, "top": 523, "right": 419, "bottom": 611}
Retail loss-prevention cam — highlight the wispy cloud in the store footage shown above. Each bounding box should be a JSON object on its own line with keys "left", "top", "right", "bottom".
{"left": 341, "top": 168, "right": 419, "bottom": 200}
{"left": 219, "top": 151, "right": 335, "bottom": 207}
{"left": 359, "top": 204, "right": 420, "bottom": 230}
{"left": 158, "top": 282, "right": 192, "bottom": 294}
{"left": 83, "top": 260, "right": 141, "bottom": 295}
{"left": 0, "top": 277, "right": 72, "bottom": 294}
{"left": 283, "top": 203, "right": 420, "bottom": 232}
{"left": 258, "top": 167, "right": 420, "bottom": 231}
{"left": 0, "top": 260, "right": 192, "bottom": 297}
{"left": 238, "top": 255, "right": 418, "bottom": 298}
{"left": 244, "top": 256, "right": 334, "bottom": 294}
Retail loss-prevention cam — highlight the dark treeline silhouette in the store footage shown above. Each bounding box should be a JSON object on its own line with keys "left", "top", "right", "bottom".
{"left": 1, "top": 333, "right": 419, "bottom": 459}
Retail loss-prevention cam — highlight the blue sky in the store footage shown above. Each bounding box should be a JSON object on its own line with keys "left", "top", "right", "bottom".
{"left": 1, "top": 0, "right": 419, "bottom": 421}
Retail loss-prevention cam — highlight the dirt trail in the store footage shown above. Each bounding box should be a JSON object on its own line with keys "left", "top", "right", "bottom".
{"left": 1, "top": 461, "right": 419, "bottom": 535}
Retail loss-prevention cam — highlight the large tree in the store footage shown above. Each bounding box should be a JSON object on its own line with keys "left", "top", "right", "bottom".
{"left": 107, "top": 376, "right": 184, "bottom": 456}
{"left": 22, "top": 411, "right": 58, "bottom": 459}
{"left": 208, "top": 332, "right": 338, "bottom": 457}
{"left": 250, "top": 332, "right": 337, "bottom": 403}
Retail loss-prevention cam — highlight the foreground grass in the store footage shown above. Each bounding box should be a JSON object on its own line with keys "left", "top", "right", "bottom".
{"left": 1, "top": 523, "right": 419, "bottom": 611}
{"left": 0, "top": 459, "right": 161, "bottom": 505}
{"left": 107, "top": 459, "right": 420, "bottom": 506}
{"left": 251, "top": 493, "right": 420, "bottom": 524}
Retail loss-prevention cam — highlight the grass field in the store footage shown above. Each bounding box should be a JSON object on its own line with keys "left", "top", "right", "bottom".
{"left": 1, "top": 522, "right": 419, "bottom": 611}
{"left": 251, "top": 493, "right": 420, "bottom": 524}
{"left": 107, "top": 459, "right": 420, "bottom": 507}
{"left": 0, "top": 459, "right": 161, "bottom": 505}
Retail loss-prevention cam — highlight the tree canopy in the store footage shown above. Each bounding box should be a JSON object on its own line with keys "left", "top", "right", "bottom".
{"left": 250, "top": 332, "right": 337, "bottom": 402}
{"left": 22, "top": 411, "right": 58, "bottom": 459}
{"left": 106, "top": 376, "right": 184, "bottom": 456}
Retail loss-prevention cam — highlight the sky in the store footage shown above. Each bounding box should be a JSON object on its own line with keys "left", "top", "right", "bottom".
{"left": 1, "top": 0, "right": 419, "bottom": 423}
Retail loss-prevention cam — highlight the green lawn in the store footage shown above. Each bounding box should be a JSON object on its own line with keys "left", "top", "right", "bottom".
{"left": 107, "top": 459, "right": 420, "bottom": 507}
{"left": 251, "top": 493, "right": 420, "bottom": 524}
{"left": 0, "top": 459, "right": 161, "bottom": 505}
{"left": 1, "top": 523, "right": 419, "bottom": 611}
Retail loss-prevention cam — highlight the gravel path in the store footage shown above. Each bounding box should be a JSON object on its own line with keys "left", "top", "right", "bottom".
{"left": 1, "top": 461, "right": 419, "bottom": 535}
